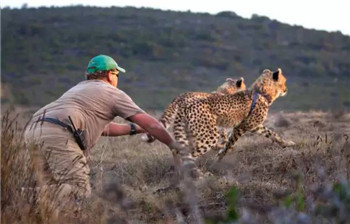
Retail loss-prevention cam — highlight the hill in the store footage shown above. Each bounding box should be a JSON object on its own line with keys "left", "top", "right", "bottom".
{"left": 1, "top": 6, "right": 350, "bottom": 111}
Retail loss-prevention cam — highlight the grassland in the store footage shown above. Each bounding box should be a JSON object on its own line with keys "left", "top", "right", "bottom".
{"left": 1, "top": 106, "right": 350, "bottom": 223}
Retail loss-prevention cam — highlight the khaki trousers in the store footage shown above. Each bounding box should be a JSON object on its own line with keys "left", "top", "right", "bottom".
{"left": 24, "top": 122, "right": 91, "bottom": 202}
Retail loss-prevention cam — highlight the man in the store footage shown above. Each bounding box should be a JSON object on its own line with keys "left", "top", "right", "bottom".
{"left": 24, "top": 54, "right": 184, "bottom": 203}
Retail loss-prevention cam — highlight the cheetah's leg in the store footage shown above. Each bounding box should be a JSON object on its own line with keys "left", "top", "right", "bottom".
{"left": 214, "top": 128, "right": 228, "bottom": 150}
{"left": 183, "top": 111, "right": 219, "bottom": 178}
{"left": 144, "top": 100, "right": 179, "bottom": 143}
{"left": 217, "top": 126, "right": 246, "bottom": 160}
{"left": 187, "top": 111, "right": 220, "bottom": 158}
{"left": 173, "top": 111, "right": 194, "bottom": 174}
{"left": 251, "top": 125, "right": 295, "bottom": 148}
{"left": 217, "top": 109, "right": 268, "bottom": 160}
{"left": 160, "top": 100, "right": 179, "bottom": 129}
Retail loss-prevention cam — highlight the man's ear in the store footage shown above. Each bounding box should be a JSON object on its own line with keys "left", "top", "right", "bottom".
{"left": 106, "top": 71, "right": 113, "bottom": 82}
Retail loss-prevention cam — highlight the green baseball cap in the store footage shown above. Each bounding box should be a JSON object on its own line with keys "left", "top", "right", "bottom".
{"left": 86, "top": 55, "right": 126, "bottom": 74}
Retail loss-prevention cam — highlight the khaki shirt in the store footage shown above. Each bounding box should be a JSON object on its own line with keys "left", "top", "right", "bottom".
{"left": 27, "top": 80, "right": 144, "bottom": 150}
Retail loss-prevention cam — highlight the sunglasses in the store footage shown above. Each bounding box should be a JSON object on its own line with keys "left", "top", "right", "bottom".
{"left": 110, "top": 70, "right": 119, "bottom": 78}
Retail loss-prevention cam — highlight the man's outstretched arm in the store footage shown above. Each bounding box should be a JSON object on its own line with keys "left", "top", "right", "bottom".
{"left": 101, "top": 122, "right": 145, "bottom": 136}
{"left": 128, "top": 112, "right": 174, "bottom": 146}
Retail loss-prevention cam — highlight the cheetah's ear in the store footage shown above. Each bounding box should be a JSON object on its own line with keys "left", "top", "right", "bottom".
{"left": 272, "top": 68, "right": 281, "bottom": 81}
{"left": 226, "top": 78, "right": 235, "bottom": 82}
{"left": 236, "top": 80, "right": 242, "bottom": 87}
{"left": 236, "top": 77, "right": 244, "bottom": 87}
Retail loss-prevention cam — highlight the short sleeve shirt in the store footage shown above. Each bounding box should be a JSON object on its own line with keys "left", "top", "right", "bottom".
{"left": 29, "top": 80, "right": 144, "bottom": 150}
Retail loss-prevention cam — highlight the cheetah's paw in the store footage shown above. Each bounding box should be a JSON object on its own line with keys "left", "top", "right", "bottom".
{"left": 281, "top": 140, "right": 296, "bottom": 148}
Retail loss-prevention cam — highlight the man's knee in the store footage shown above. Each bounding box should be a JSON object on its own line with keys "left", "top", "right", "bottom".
{"left": 56, "top": 183, "right": 91, "bottom": 199}
{"left": 83, "top": 184, "right": 92, "bottom": 198}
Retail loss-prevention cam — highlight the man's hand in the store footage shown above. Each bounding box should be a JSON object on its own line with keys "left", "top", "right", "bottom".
{"left": 128, "top": 113, "right": 174, "bottom": 146}
{"left": 141, "top": 133, "right": 156, "bottom": 143}
{"left": 134, "top": 124, "right": 146, "bottom": 134}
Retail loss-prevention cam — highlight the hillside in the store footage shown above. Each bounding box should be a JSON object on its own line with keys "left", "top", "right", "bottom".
{"left": 2, "top": 6, "right": 350, "bottom": 111}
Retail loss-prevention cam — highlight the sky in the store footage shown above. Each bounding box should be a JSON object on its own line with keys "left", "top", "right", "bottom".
{"left": 2, "top": 0, "right": 350, "bottom": 36}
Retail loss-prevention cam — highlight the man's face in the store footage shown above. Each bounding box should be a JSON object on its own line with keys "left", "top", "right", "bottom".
{"left": 109, "top": 70, "right": 119, "bottom": 87}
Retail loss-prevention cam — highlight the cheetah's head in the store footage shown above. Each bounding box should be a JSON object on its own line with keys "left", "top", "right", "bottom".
{"left": 216, "top": 77, "right": 247, "bottom": 94}
{"left": 252, "top": 68, "right": 288, "bottom": 104}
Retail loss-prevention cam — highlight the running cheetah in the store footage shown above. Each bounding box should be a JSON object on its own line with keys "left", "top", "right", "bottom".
{"left": 160, "top": 77, "right": 246, "bottom": 129}
{"left": 173, "top": 68, "right": 295, "bottom": 168}
{"left": 143, "top": 77, "right": 246, "bottom": 142}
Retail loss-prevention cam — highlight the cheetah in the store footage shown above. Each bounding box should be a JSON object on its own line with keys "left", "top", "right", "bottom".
{"left": 143, "top": 77, "right": 246, "bottom": 142}
{"left": 160, "top": 77, "right": 246, "bottom": 129}
{"left": 173, "top": 68, "right": 295, "bottom": 168}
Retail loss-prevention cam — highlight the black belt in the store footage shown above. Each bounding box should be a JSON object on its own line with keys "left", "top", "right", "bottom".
{"left": 37, "top": 117, "right": 87, "bottom": 151}
{"left": 39, "top": 117, "right": 73, "bottom": 133}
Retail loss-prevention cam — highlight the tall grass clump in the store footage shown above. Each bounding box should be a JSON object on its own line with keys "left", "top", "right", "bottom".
{"left": 0, "top": 112, "right": 77, "bottom": 223}
{"left": 1, "top": 113, "right": 107, "bottom": 223}
{"left": 1, "top": 113, "right": 43, "bottom": 223}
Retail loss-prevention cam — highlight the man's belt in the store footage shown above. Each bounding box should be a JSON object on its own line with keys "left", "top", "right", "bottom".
{"left": 39, "top": 117, "right": 73, "bottom": 132}
{"left": 37, "top": 117, "right": 87, "bottom": 151}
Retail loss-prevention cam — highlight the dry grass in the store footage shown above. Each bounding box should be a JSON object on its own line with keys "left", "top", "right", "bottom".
{"left": 1, "top": 108, "right": 350, "bottom": 223}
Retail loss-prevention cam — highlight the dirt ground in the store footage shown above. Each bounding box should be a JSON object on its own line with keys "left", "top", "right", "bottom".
{"left": 1, "top": 107, "right": 350, "bottom": 223}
